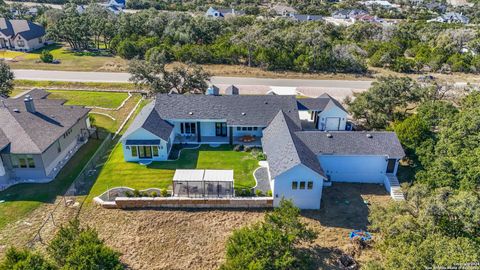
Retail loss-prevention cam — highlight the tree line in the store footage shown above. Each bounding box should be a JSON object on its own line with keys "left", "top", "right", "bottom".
{"left": 41, "top": 6, "right": 480, "bottom": 75}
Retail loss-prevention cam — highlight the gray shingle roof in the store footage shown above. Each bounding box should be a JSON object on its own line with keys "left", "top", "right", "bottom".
{"left": 122, "top": 101, "right": 173, "bottom": 141}
{"left": 0, "top": 18, "right": 45, "bottom": 40}
{"left": 154, "top": 94, "right": 301, "bottom": 127}
{"left": 0, "top": 89, "right": 90, "bottom": 154}
{"left": 297, "top": 94, "right": 348, "bottom": 113}
{"left": 262, "top": 111, "right": 325, "bottom": 179}
{"left": 0, "top": 129, "right": 9, "bottom": 150}
{"left": 294, "top": 131, "right": 405, "bottom": 158}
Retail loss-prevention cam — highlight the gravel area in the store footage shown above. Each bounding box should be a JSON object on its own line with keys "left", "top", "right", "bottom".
{"left": 253, "top": 167, "right": 271, "bottom": 194}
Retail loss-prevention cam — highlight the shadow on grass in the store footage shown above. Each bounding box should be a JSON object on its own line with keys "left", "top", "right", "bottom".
{"left": 302, "top": 183, "right": 388, "bottom": 230}
{"left": 0, "top": 139, "right": 103, "bottom": 203}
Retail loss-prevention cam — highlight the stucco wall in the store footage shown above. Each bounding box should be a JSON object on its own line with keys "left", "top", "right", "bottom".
{"left": 121, "top": 128, "right": 169, "bottom": 161}
{"left": 318, "top": 155, "right": 388, "bottom": 183}
{"left": 272, "top": 164, "right": 324, "bottom": 210}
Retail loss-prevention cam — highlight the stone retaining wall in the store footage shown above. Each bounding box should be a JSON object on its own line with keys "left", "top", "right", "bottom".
{"left": 97, "top": 197, "right": 273, "bottom": 209}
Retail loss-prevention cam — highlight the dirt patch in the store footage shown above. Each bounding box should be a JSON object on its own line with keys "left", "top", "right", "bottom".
{"left": 78, "top": 206, "right": 265, "bottom": 270}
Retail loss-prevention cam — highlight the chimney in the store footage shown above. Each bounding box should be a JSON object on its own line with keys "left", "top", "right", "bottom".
{"left": 24, "top": 95, "right": 36, "bottom": 113}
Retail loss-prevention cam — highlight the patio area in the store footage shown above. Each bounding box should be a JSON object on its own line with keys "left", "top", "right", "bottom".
{"left": 174, "top": 135, "right": 262, "bottom": 146}
{"left": 173, "top": 169, "right": 234, "bottom": 198}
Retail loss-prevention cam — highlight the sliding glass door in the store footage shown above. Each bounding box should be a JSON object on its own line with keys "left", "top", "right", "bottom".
{"left": 215, "top": 122, "right": 227, "bottom": 137}
{"left": 138, "top": 146, "right": 152, "bottom": 159}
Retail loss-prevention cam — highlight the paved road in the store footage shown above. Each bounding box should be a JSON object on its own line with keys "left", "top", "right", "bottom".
{"left": 13, "top": 69, "right": 373, "bottom": 99}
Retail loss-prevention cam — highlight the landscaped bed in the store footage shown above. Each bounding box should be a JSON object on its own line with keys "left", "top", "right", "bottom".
{"left": 87, "top": 144, "right": 261, "bottom": 202}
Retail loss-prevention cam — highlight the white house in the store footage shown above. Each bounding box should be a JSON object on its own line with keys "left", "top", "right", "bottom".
{"left": 121, "top": 93, "right": 405, "bottom": 209}
{"left": 0, "top": 18, "right": 47, "bottom": 52}
{"left": 205, "top": 7, "right": 245, "bottom": 19}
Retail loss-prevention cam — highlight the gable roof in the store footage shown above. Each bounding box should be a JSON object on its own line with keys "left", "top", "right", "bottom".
{"left": 294, "top": 131, "right": 405, "bottom": 158}
{"left": 0, "top": 19, "right": 46, "bottom": 40}
{"left": 0, "top": 129, "right": 9, "bottom": 151}
{"left": 225, "top": 85, "right": 239, "bottom": 95}
{"left": 297, "top": 93, "right": 348, "bottom": 113}
{"left": 122, "top": 101, "right": 173, "bottom": 141}
{"left": 0, "top": 89, "right": 90, "bottom": 154}
{"left": 262, "top": 111, "right": 325, "bottom": 179}
{"left": 153, "top": 94, "right": 301, "bottom": 127}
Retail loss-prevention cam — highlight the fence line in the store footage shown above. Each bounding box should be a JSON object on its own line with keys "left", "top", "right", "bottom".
{"left": 27, "top": 132, "right": 113, "bottom": 248}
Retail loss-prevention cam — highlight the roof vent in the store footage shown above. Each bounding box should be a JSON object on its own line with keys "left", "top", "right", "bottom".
{"left": 265, "top": 101, "right": 268, "bottom": 104}
{"left": 189, "top": 112, "right": 193, "bottom": 115}
{"left": 326, "top": 133, "right": 332, "bottom": 138}
{"left": 24, "top": 95, "right": 36, "bottom": 113}
{"left": 13, "top": 108, "right": 20, "bottom": 113}
{"left": 366, "top": 134, "right": 373, "bottom": 138}
{"left": 241, "top": 112, "right": 246, "bottom": 116}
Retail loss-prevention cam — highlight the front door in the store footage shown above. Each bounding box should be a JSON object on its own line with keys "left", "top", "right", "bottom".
{"left": 215, "top": 122, "right": 227, "bottom": 137}
{"left": 386, "top": 159, "right": 396, "bottom": 174}
{"left": 138, "top": 146, "right": 152, "bottom": 159}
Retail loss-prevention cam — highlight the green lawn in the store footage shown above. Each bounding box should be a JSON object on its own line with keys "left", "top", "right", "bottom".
{"left": 14, "top": 80, "right": 139, "bottom": 91}
{"left": 0, "top": 139, "right": 102, "bottom": 229}
{"left": 7, "top": 44, "right": 127, "bottom": 71}
{"left": 47, "top": 90, "right": 129, "bottom": 108}
{"left": 87, "top": 144, "right": 259, "bottom": 199}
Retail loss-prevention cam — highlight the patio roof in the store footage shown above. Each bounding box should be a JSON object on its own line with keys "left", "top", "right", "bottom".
{"left": 173, "top": 169, "right": 205, "bottom": 182}
{"left": 125, "top": 139, "right": 161, "bottom": 145}
{"left": 204, "top": 170, "right": 234, "bottom": 182}
{"left": 173, "top": 169, "right": 234, "bottom": 182}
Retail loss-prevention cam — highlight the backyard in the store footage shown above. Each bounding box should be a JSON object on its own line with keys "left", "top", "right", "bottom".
{"left": 87, "top": 144, "right": 260, "bottom": 201}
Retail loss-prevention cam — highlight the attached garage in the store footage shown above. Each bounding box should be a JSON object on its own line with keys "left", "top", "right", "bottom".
{"left": 318, "top": 155, "right": 393, "bottom": 183}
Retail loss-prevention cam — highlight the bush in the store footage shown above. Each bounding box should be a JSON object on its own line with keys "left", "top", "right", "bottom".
{"left": 160, "top": 188, "right": 169, "bottom": 197}
{"left": 266, "top": 190, "right": 272, "bottom": 197}
{"left": 133, "top": 189, "right": 141, "bottom": 197}
{"left": 256, "top": 152, "right": 267, "bottom": 161}
{"left": 150, "top": 191, "right": 158, "bottom": 197}
{"left": 233, "top": 145, "right": 244, "bottom": 152}
{"left": 244, "top": 145, "right": 253, "bottom": 152}
{"left": 125, "top": 191, "right": 133, "bottom": 197}
{"left": 40, "top": 50, "right": 54, "bottom": 63}
{"left": 235, "top": 188, "right": 253, "bottom": 197}
{"left": 0, "top": 247, "right": 55, "bottom": 270}
{"left": 117, "top": 40, "right": 139, "bottom": 59}
{"left": 255, "top": 189, "right": 264, "bottom": 197}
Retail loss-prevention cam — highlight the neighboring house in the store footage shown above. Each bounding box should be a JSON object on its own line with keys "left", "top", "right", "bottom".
{"left": 0, "top": 18, "right": 47, "bottom": 51}
{"left": 0, "top": 89, "right": 93, "bottom": 190}
{"left": 288, "top": 14, "right": 323, "bottom": 22}
{"left": 428, "top": 12, "right": 470, "bottom": 24}
{"left": 332, "top": 9, "right": 368, "bottom": 19}
{"left": 121, "top": 93, "right": 405, "bottom": 209}
{"left": 271, "top": 4, "right": 297, "bottom": 16}
{"left": 107, "top": 0, "right": 126, "bottom": 9}
{"left": 205, "top": 7, "right": 245, "bottom": 19}
{"left": 363, "top": 0, "right": 398, "bottom": 8}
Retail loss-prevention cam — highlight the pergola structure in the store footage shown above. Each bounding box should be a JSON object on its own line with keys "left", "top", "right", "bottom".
{"left": 173, "top": 169, "right": 234, "bottom": 198}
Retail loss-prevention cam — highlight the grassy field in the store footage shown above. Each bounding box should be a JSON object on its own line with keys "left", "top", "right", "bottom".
{"left": 87, "top": 144, "right": 259, "bottom": 200}
{"left": 14, "top": 80, "right": 140, "bottom": 91}
{"left": 0, "top": 139, "right": 102, "bottom": 230}
{"left": 6, "top": 44, "right": 127, "bottom": 72}
{"left": 47, "top": 90, "right": 130, "bottom": 108}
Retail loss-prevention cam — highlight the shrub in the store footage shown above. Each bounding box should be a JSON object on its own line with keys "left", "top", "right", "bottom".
{"left": 150, "top": 191, "right": 158, "bottom": 197}
{"left": 160, "top": 188, "right": 169, "bottom": 197}
{"left": 133, "top": 189, "right": 141, "bottom": 197}
{"left": 0, "top": 247, "right": 55, "bottom": 270}
{"left": 235, "top": 188, "right": 252, "bottom": 197}
{"left": 255, "top": 189, "right": 264, "bottom": 197}
{"left": 233, "top": 144, "right": 244, "bottom": 152}
{"left": 244, "top": 146, "right": 253, "bottom": 152}
{"left": 256, "top": 152, "right": 267, "bottom": 161}
{"left": 40, "top": 50, "right": 53, "bottom": 63}
{"left": 266, "top": 190, "right": 272, "bottom": 197}
{"left": 125, "top": 191, "right": 133, "bottom": 197}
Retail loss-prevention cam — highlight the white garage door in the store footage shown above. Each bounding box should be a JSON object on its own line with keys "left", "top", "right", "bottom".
{"left": 325, "top": 117, "right": 340, "bottom": 130}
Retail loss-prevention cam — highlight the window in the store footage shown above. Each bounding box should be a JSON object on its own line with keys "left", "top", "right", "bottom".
{"left": 19, "top": 158, "right": 27, "bottom": 168}
{"left": 253, "top": 127, "right": 258, "bottom": 131}
{"left": 17, "top": 39, "right": 25, "bottom": 47}
{"left": 27, "top": 158, "right": 35, "bottom": 168}
{"left": 247, "top": 127, "right": 253, "bottom": 131}
{"left": 181, "top": 122, "right": 196, "bottom": 134}
{"left": 237, "top": 127, "right": 241, "bottom": 131}
{"left": 242, "top": 127, "right": 247, "bottom": 131}
{"left": 131, "top": 146, "right": 138, "bottom": 157}
{"left": 307, "top": 181, "right": 313, "bottom": 189}
{"left": 299, "top": 181, "right": 306, "bottom": 189}
{"left": 152, "top": 146, "right": 159, "bottom": 156}
{"left": 292, "top": 181, "right": 298, "bottom": 190}
{"left": 63, "top": 128, "right": 73, "bottom": 139}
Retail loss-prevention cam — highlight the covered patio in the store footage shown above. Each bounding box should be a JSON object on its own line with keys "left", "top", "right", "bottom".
{"left": 172, "top": 169, "right": 234, "bottom": 198}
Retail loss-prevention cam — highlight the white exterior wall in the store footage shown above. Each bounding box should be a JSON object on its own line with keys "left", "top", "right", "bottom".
{"left": 272, "top": 164, "right": 324, "bottom": 209}
{"left": 121, "top": 128, "right": 169, "bottom": 161}
{"left": 12, "top": 35, "right": 45, "bottom": 51}
{"left": 318, "top": 103, "right": 347, "bottom": 131}
{"left": 318, "top": 155, "right": 389, "bottom": 183}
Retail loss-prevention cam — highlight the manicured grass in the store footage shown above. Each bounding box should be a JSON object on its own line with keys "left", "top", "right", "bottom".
{"left": 87, "top": 144, "right": 259, "bottom": 199}
{"left": 7, "top": 44, "right": 127, "bottom": 71}
{"left": 47, "top": 90, "right": 129, "bottom": 108}
{"left": 0, "top": 139, "right": 102, "bottom": 229}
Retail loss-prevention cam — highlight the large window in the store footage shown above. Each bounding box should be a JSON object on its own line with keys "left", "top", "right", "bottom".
{"left": 299, "top": 181, "right": 306, "bottom": 189}
{"left": 307, "top": 181, "right": 313, "bottom": 189}
{"left": 17, "top": 39, "right": 25, "bottom": 47}
{"left": 12, "top": 155, "right": 35, "bottom": 169}
{"left": 153, "top": 146, "right": 159, "bottom": 156}
{"left": 180, "top": 122, "right": 196, "bottom": 134}
{"left": 292, "top": 181, "right": 298, "bottom": 190}
{"left": 131, "top": 146, "right": 138, "bottom": 157}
